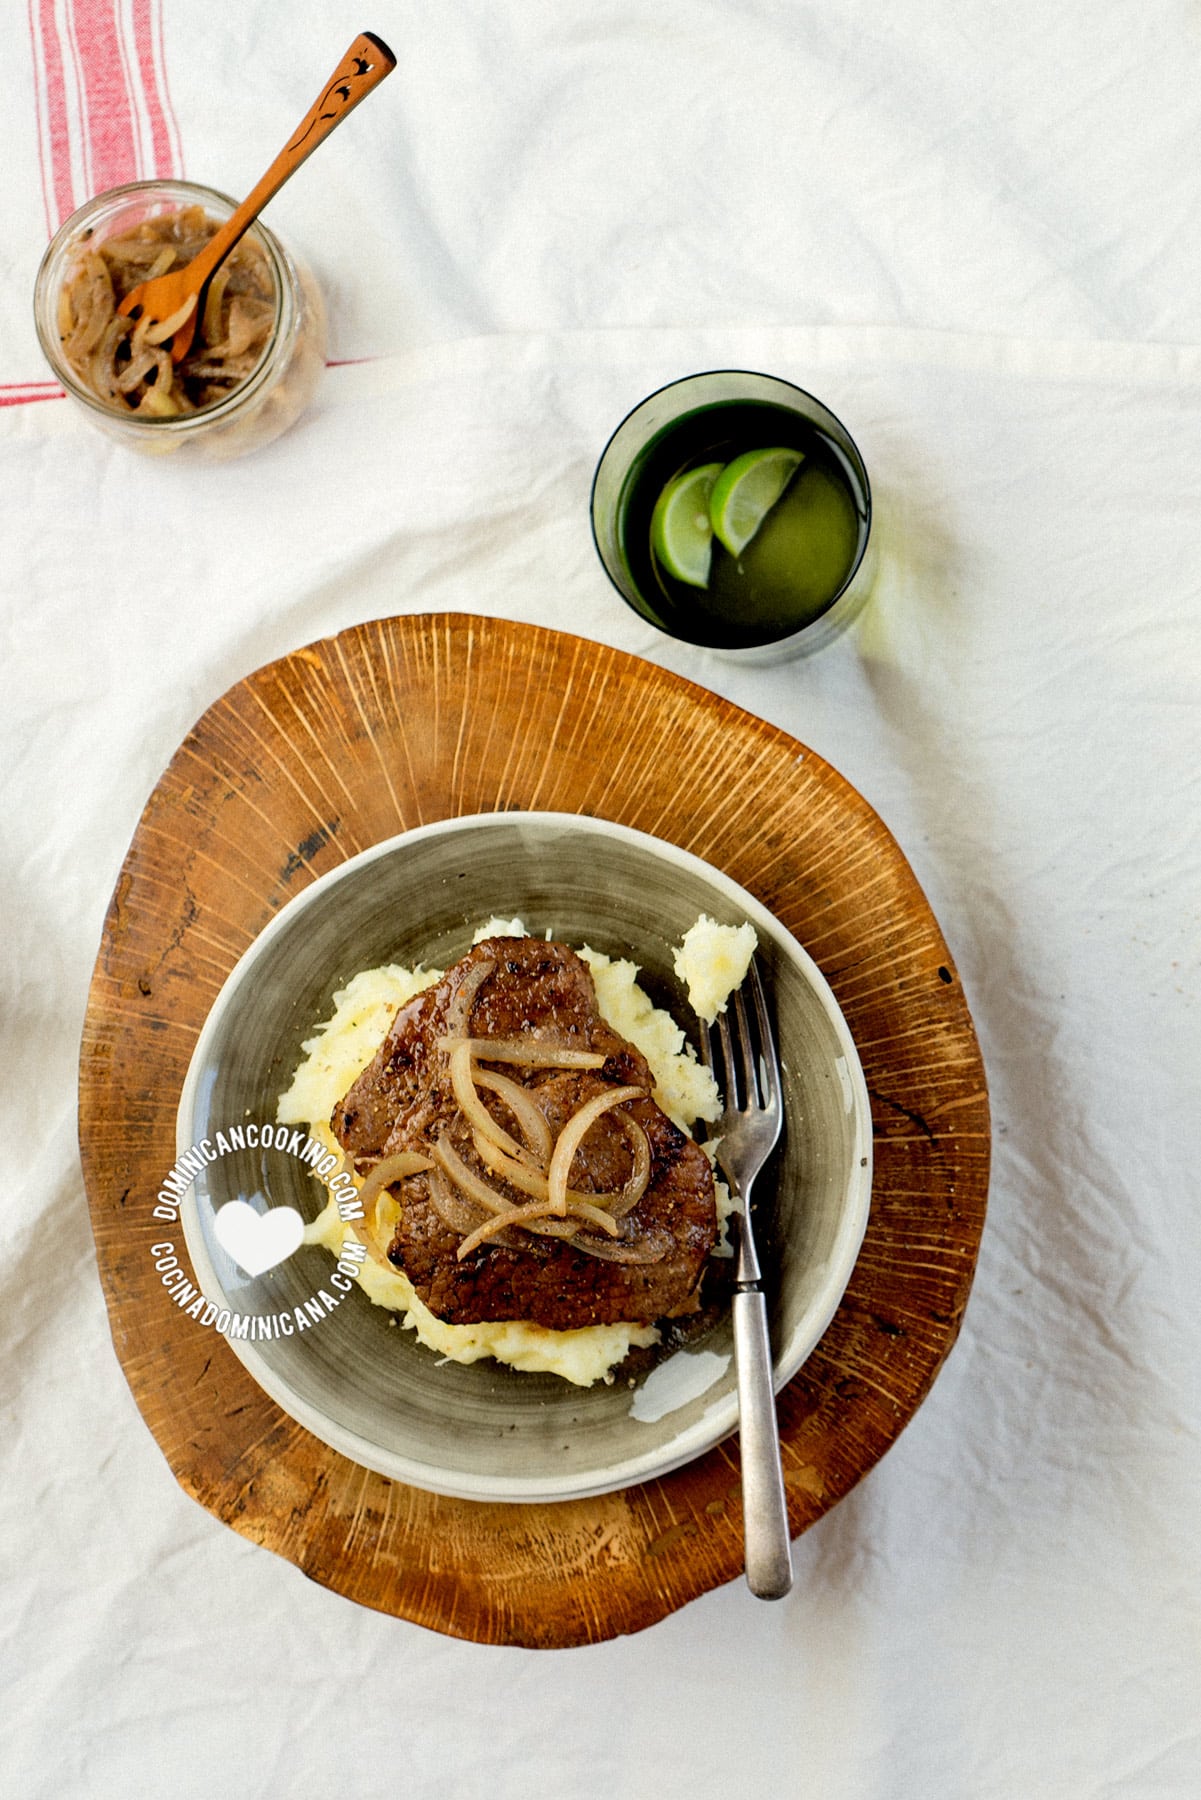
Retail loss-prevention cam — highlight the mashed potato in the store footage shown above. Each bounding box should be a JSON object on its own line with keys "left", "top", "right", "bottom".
{"left": 672, "top": 915, "right": 758, "bottom": 1024}
{"left": 277, "top": 916, "right": 746, "bottom": 1386}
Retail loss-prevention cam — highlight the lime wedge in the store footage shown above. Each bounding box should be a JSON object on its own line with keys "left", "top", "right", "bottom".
{"left": 708, "top": 446, "right": 804, "bottom": 557}
{"left": 650, "top": 462, "right": 724, "bottom": 588}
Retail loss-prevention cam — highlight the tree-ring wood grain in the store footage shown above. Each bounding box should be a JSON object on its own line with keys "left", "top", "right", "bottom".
{"left": 78, "top": 612, "right": 989, "bottom": 1647}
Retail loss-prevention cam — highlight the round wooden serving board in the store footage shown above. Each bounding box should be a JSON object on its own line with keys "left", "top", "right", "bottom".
{"left": 79, "top": 612, "right": 989, "bottom": 1647}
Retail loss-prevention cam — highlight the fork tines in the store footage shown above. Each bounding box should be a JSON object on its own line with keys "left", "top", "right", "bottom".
{"left": 701, "top": 961, "right": 777, "bottom": 1114}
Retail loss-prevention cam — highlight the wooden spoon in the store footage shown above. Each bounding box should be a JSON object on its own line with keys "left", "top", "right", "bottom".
{"left": 118, "top": 31, "right": 395, "bottom": 362}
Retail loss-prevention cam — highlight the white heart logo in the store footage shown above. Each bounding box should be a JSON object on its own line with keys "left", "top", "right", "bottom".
{"left": 214, "top": 1200, "right": 305, "bottom": 1276}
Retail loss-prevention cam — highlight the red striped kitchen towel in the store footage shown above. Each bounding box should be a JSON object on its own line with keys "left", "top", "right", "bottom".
{"left": 5, "top": 0, "right": 182, "bottom": 404}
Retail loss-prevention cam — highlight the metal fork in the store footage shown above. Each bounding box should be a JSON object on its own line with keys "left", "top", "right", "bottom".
{"left": 699, "top": 958, "right": 793, "bottom": 1600}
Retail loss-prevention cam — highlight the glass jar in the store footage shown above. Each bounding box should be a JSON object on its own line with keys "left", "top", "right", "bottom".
{"left": 33, "top": 179, "right": 326, "bottom": 460}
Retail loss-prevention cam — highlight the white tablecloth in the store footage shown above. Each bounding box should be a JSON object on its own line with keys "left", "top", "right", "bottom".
{"left": 2, "top": 3, "right": 1198, "bottom": 1795}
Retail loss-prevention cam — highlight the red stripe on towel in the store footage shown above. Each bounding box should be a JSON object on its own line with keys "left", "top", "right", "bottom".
{"left": 0, "top": 383, "right": 65, "bottom": 407}
{"left": 132, "top": 0, "right": 183, "bottom": 182}
{"left": 29, "top": 0, "right": 77, "bottom": 235}
{"left": 73, "top": 0, "right": 138, "bottom": 197}
{"left": 29, "top": 0, "right": 183, "bottom": 233}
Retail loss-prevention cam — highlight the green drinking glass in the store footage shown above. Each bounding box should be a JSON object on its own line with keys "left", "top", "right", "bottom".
{"left": 591, "top": 370, "right": 875, "bottom": 662}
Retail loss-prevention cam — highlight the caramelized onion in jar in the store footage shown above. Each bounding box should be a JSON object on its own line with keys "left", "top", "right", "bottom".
{"left": 34, "top": 180, "right": 326, "bottom": 459}
{"left": 58, "top": 205, "right": 275, "bottom": 415}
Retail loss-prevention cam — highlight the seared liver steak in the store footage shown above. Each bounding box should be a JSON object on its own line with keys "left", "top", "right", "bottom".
{"left": 332, "top": 938, "right": 716, "bottom": 1330}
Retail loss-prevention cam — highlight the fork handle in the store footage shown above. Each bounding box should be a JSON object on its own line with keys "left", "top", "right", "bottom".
{"left": 734, "top": 1288, "right": 794, "bottom": 1599}
{"left": 184, "top": 34, "right": 396, "bottom": 296}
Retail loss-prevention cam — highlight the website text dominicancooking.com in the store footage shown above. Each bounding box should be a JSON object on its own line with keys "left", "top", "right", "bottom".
{"left": 149, "top": 1122, "right": 368, "bottom": 1340}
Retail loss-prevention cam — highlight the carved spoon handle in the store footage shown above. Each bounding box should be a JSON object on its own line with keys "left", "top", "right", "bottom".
{"left": 185, "top": 32, "right": 396, "bottom": 298}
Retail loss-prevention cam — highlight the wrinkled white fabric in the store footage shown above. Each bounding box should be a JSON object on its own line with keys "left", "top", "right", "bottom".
{"left": 1, "top": 3, "right": 1199, "bottom": 1797}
